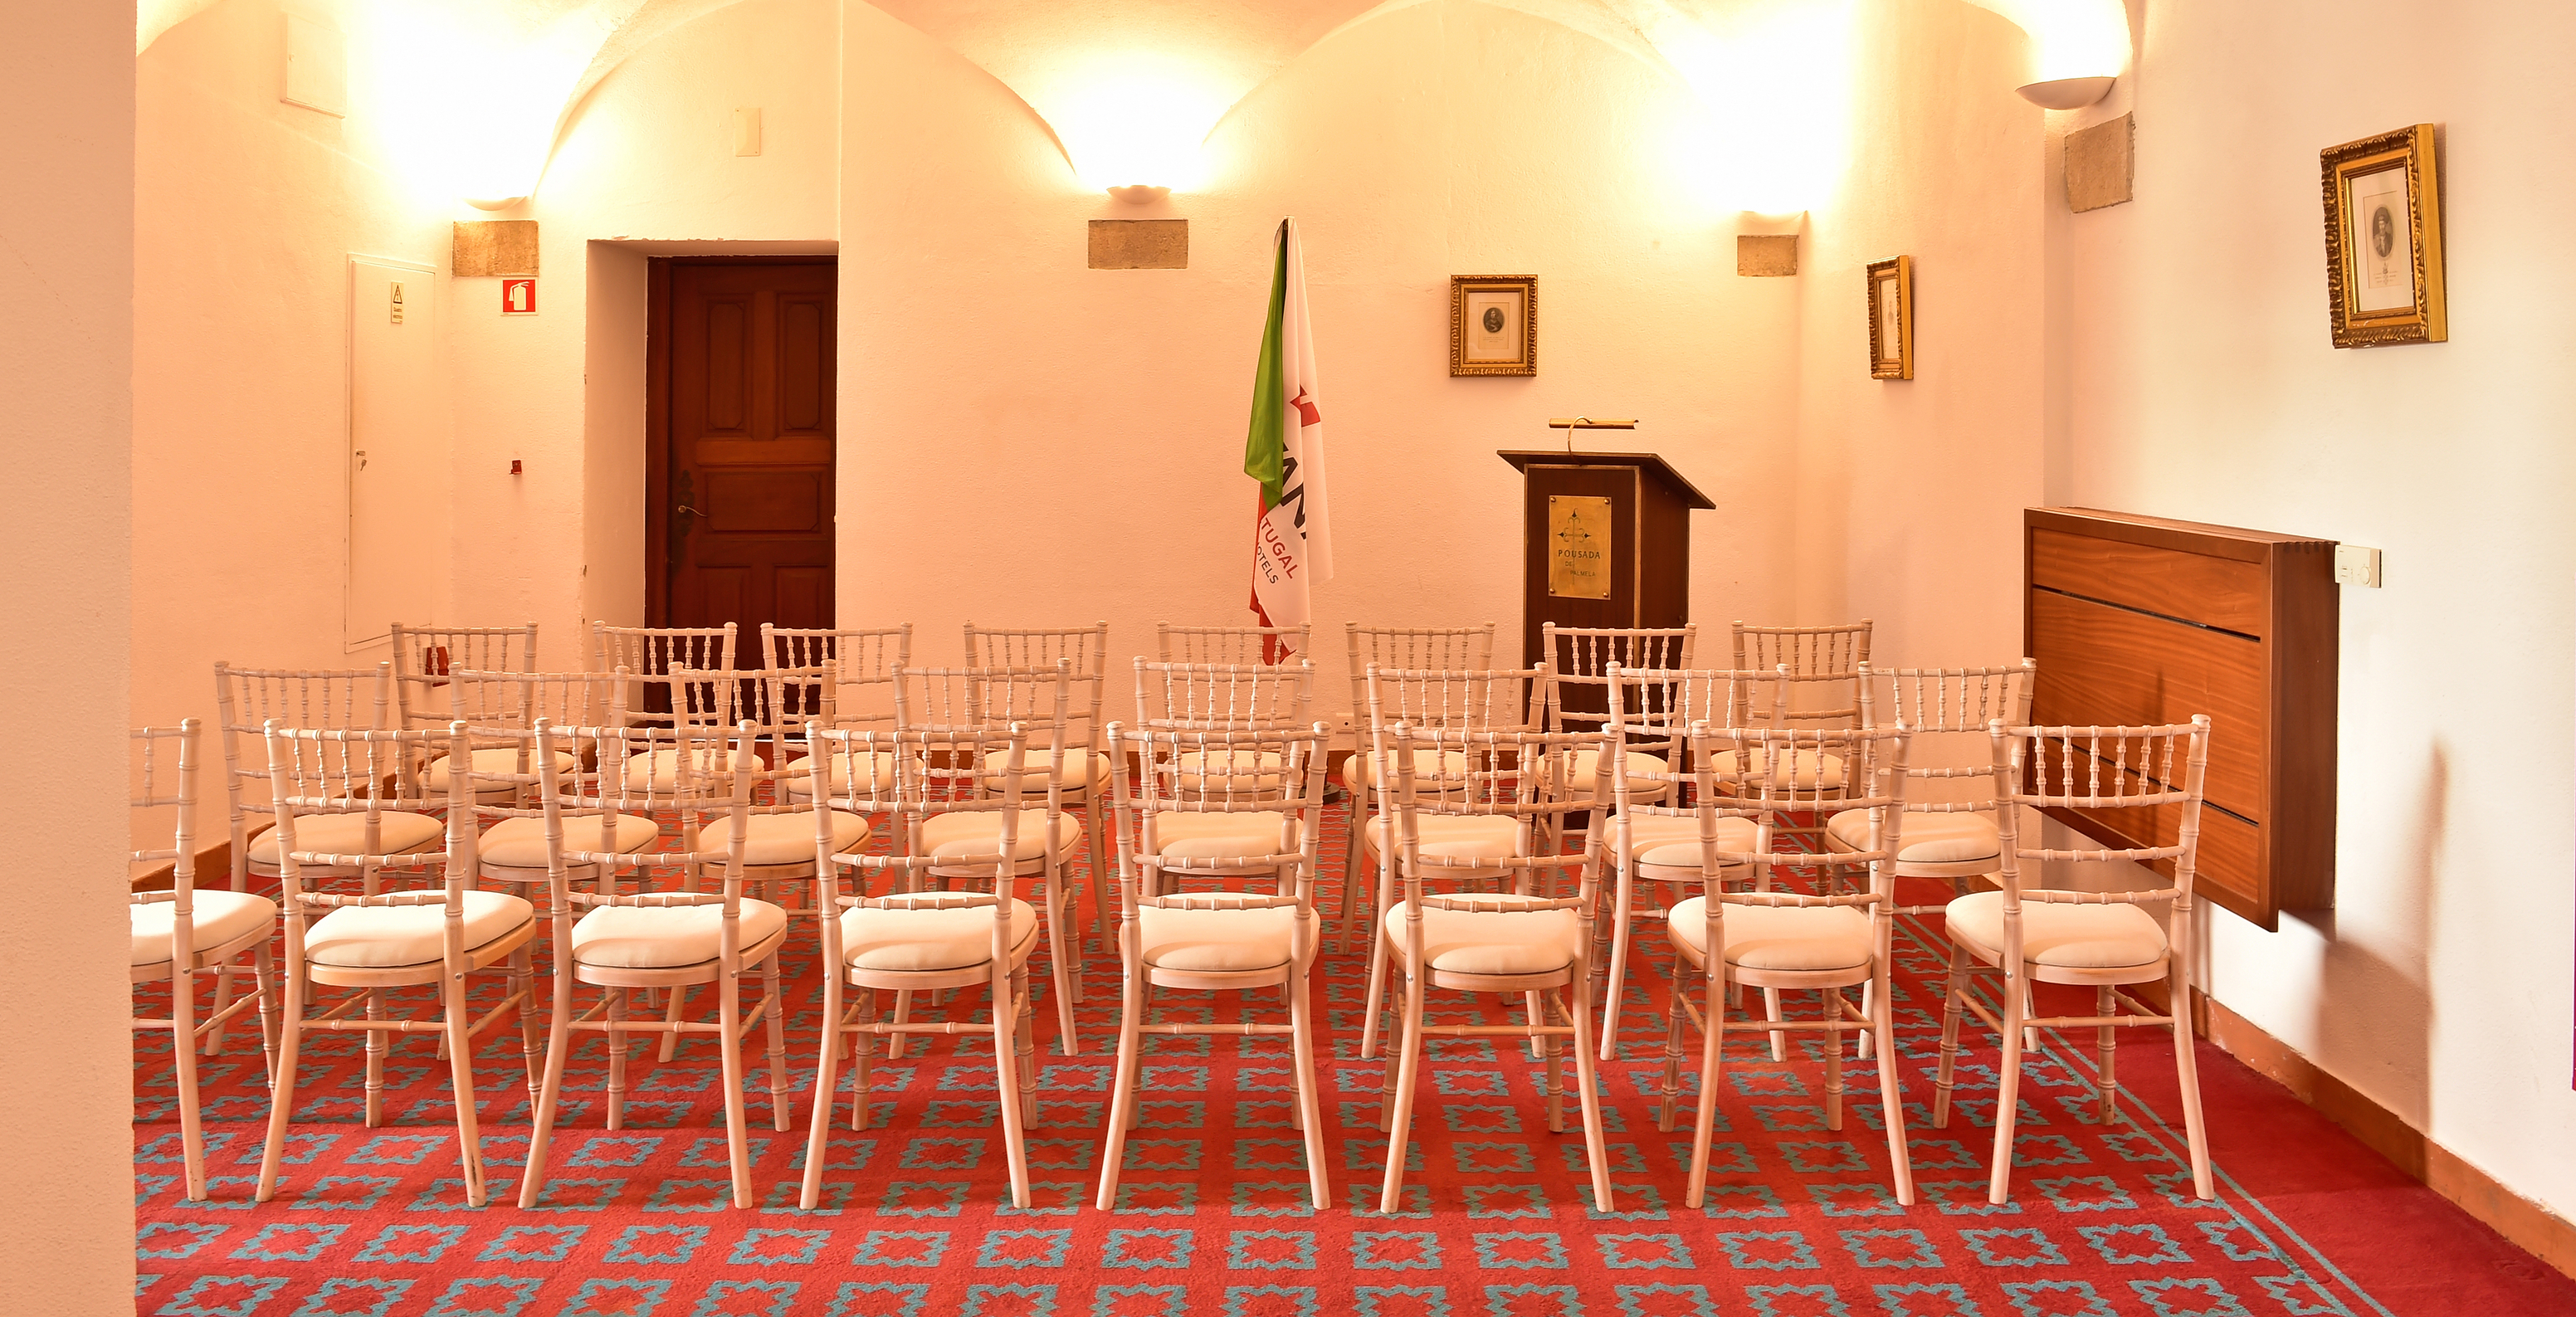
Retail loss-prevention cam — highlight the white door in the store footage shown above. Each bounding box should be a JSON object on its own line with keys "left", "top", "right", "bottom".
{"left": 346, "top": 256, "right": 449, "bottom": 649}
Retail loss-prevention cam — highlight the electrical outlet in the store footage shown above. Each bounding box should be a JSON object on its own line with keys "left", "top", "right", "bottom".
{"left": 2334, "top": 544, "right": 2382, "bottom": 588}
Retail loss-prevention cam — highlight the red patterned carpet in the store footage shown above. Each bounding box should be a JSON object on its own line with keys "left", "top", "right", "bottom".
{"left": 134, "top": 802, "right": 2574, "bottom": 1316}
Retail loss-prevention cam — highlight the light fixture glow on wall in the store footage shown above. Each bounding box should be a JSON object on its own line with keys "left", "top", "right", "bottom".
{"left": 1653, "top": 0, "right": 1856, "bottom": 215}
{"left": 1050, "top": 55, "right": 1226, "bottom": 199}
{"left": 1968, "top": 0, "right": 2130, "bottom": 110}
{"left": 359, "top": 0, "right": 604, "bottom": 210}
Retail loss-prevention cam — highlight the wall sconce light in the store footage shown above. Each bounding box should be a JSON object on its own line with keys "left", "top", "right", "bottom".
{"left": 2017, "top": 76, "right": 2115, "bottom": 110}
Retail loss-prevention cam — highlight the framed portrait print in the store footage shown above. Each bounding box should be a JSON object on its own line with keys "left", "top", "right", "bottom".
{"left": 1866, "top": 256, "right": 1913, "bottom": 379}
{"left": 1451, "top": 276, "right": 1536, "bottom": 375}
{"left": 2321, "top": 124, "right": 2446, "bottom": 347}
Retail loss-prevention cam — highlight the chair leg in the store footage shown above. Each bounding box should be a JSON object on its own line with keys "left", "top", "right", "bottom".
{"left": 2097, "top": 985, "right": 2120, "bottom": 1125}
{"left": 363, "top": 988, "right": 388, "bottom": 1127}
{"left": 1042, "top": 870, "right": 1083, "bottom": 1055}
{"left": 995, "top": 966, "right": 1034, "bottom": 1210}
{"left": 1870, "top": 956, "right": 1915, "bottom": 1205}
{"left": 442, "top": 965, "right": 490, "bottom": 1209}
{"left": 1569, "top": 971, "right": 1613, "bottom": 1214}
{"left": 1357, "top": 851, "right": 1393, "bottom": 1060}
{"left": 1524, "top": 989, "right": 1548, "bottom": 1061}
{"left": 801, "top": 968, "right": 844, "bottom": 1210}
{"left": 1086, "top": 807, "right": 1114, "bottom": 953}
{"left": 1013, "top": 964, "right": 1040, "bottom": 1128}
{"left": 2169, "top": 967, "right": 2214, "bottom": 1200}
{"left": 204, "top": 962, "right": 235, "bottom": 1057}
{"left": 657, "top": 983, "right": 689, "bottom": 1064}
{"left": 606, "top": 988, "right": 630, "bottom": 1131}
{"left": 251, "top": 944, "right": 281, "bottom": 1089}
{"left": 1656, "top": 949, "right": 1690, "bottom": 1133}
{"left": 718, "top": 967, "right": 754, "bottom": 1210}
{"left": 171, "top": 963, "right": 207, "bottom": 1202}
{"left": 1822, "top": 987, "right": 1846, "bottom": 1131}
{"left": 1537, "top": 994, "right": 1563, "bottom": 1134}
{"left": 1764, "top": 986, "right": 1788, "bottom": 1062}
{"left": 761, "top": 954, "right": 792, "bottom": 1132}
{"left": 1095, "top": 965, "right": 1146, "bottom": 1209}
{"left": 1287, "top": 964, "right": 1330, "bottom": 1214}
{"left": 1986, "top": 970, "right": 2027, "bottom": 1206}
{"left": 1377, "top": 969, "right": 1426, "bottom": 1214}
{"left": 1685, "top": 965, "right": 1725, "bottom": 1209}
{"left": 1335, "top": 790, "right": 1368, "bottom": 955}
{"left": 851, "top": 988, "right": 878, "bottom": 1132}
{"left": 888, "top": 989, "right": 913, "bottom": 1060}
{"left": 511, "top": 945, "right": 544, "bottom": 1108}
{"left": 518, "top": 963, "right": 577, "bottom": 1209}
{"left": 255, "top": 980, "right": 306, "bottom": 1203}
{"left": 1598, "top": 851, "right": 1634, "bottom": 1061}
{"left": 1931, "top": 946, "right": 1970, "bottom": 1129}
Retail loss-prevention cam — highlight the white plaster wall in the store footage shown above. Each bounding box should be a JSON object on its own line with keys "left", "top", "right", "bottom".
{"left": 840, "top": 0, "right": 1803, "bottom": 718}
{"left": 0, "top": 0, "right": 139, "bottom": 1306}
{"left": 2047, "top": 0, "right": 2576, "bottom": 1216}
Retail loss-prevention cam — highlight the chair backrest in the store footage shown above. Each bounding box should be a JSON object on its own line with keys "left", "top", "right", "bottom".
{"left": 964, "top": 622, "right": 1106, "bottom": 754}
{"left": 130, "top": 721, "right": 203, "bottom": 955}
{"left": 1862, "top": 661, "right": 2037, "bottom": 808}
{"left": 593, "top": 622, "right": 738, "bottom": 724}
{"left": 446, "top": 668, "right": 622, "bottom": 739}
{"left": 893, "top": 661, "right": 1076, "bottom": 841}
{"left": 1598, "top": 665, "right": 1774, "bottom": 818}
{"left": 556, "top": 714, "right": 738, "bottom": 841}
{"left": 1540, "top": 622, "right": 1697, "bottom": 729}
{"left": 1155, "top": 622, "right": 1312, "bottom": 666}
{"left": 805, "top": 720, "right": 1032, "bottom": 964}
{"left": 1105, "top": 720, "right": 1332, "bottom": 922}
{"left": 759, "top": 623, "right": 911, "bottom": 675}
{"left": 1132, "top": 658, "right": 1316, "bottom": 730}
{"left": 1685, "top": 721, "right": 1913, "bottom": 893}
{"left": 214, "top": 662, "right": 394, "bottom": 887}
{"left": 389, "top": 623, "right": 538, "bottom": 732}
{"left": 1730, "top": 619, "right": 1871, "bottom": 729}
{"left": 1991, "top": 716, "right": 2213, "bottom": 909}
{"left": 535, "top": 719, "right": 756, "bottom": 940}
{"left": 1344, "top": 623, "right": 1496, "bottom": 726}
{"left": 1381, "top": 721, "right": 1611, "bottom": 906}
{"left": 263, "top": 722, "right": 465, "bottom": 909}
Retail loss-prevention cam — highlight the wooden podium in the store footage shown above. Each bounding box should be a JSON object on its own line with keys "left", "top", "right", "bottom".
{"left": 1497, "top": 450, "right": 1715, "bottom": 666}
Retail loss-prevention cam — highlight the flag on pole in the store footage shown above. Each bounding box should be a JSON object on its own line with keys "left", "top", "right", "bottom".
{"left": 1243, "top": 217, "right": 1333, "bottom": 664}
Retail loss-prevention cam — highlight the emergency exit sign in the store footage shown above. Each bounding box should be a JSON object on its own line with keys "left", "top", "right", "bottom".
{"left": 502, "top": 278, "right": 537, "bottom": 315}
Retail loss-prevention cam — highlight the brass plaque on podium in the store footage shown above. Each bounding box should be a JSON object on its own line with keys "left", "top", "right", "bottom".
{"left": 1547, "top": 495, "right": 1614, "bottom": 599}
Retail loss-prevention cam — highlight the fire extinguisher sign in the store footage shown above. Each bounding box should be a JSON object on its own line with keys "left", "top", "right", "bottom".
{"left": 501, "top": 278, "right": 538, "bottom": 315}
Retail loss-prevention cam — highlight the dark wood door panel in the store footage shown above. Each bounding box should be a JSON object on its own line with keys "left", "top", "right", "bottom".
{"left": 651, "top": 258, "right": 837, "bottom": 638}
{"left": 2029, "top": 589, "right": 2266, "bottom": 820}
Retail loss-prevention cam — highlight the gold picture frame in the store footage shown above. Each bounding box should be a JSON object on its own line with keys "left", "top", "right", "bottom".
{"left": 1866, "top": 256, "right": 1913, "bottom": 379}
{"left": 2321, "top": 124, "right": 2446, "bottom": 348}
{"left": 1451, "top": 276, "right": 1536, "bottom": 375}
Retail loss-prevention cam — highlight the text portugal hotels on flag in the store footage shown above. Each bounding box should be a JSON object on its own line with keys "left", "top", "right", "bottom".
{"left": 1243, "top": 217, "right": 1333, "bottom": 663}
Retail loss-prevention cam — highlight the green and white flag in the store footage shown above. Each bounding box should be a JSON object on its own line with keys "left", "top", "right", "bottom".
{"left": 1242, "top": 217, "right": 1332, "bottom": 662}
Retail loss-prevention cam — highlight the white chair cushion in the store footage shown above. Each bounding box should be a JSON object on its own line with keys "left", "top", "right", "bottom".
{"left": 427, "top": 748, "right": 578, "bottom": 794}
{"left": 1361, "top": 814, "right": 1521, "bottom": 864}
{"left": 1170, "top": 749, "right": 1286, "bottom": 793}
{"left": 1709, "top": 748, "right": 1847, "bottom": 791}
{"left": 839, "top": 895, "right": 1040, "bottom": 973}
{"left": 1944, "top": 890, "right": 2168, "bottom": 971}
{"left": 620, "top": 745, "right": 759, "bottom": 793}
{"left": 1622, "top": 813, "right": 1760, "bottom": 866}
{"left": 1560, "top": 749, "right": 1674, "bottom": 800}
{"left": 569, "top": 897, "right": 788, "bottom": 968}
{"left": 1381, "top": 895, "right": 1581, "bottom": 977}
{"left": 303, "top": 890, "right": 533, "bottom": 968}
{"left": 1826, "top": 808, "right": 2000, "bottom": 865}
{"left": 916, "top": 809, "right": 1083, "bottom": 863}
{"left": 1666, "top": 896, "right": 1873, "bottom": 973}
{"left": 1339, "top": 749, "right": 1471, "bottom": 793}
{"left": 783, "top": 749, "right": 905, "bottom": 801}
{"left": 249, "top": 812, "right": 445, "bottom": 869}
{"left": 697, "top": 811, "right": 872, "bottom": 866}
{"left": 1139, "top": 904, "right": 1317, "bottom": 973}
{"left": 1148, "top": 812, "right": 1300, "bottom": 861}
{"left": 477, "top": 812, "right": 660, "bottom": 868}
{"left": 131, "top": 890, "right": 277, "bottom": 966}
{"left": 978, "top": 747, "right": 1109, "bottom": 793}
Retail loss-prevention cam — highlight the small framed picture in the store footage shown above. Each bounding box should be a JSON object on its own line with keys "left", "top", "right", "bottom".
{"left": 1866, "top": 256, "right": 1912, "bottom": 379}
{"left": 1451, "top": 276, "right": 1536, "bottom": 375}
{"left": 2321, "top": 124, "right": 2446, "bottom": 347}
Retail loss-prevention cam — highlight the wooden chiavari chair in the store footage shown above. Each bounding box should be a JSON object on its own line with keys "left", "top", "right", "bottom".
{"left": 1354, "top": 664, "right": 1549, "bottom": 1056}
{"left": 129, "top": 720, "right": 277, "bottom": 1200}
{"left": 1336, "top": 623, "right": 1499, "bottom": 919}
{"left": 718, "top": 662, "right": 877, "bottom": 942}
{"left": 762, "top": 624, "right": 910, "bottom": 805}
{"left": 1374, "top": 719, "right": 1618, "bottom": 1212}
{"left": 592, "top": 621, "right": 739, "bottom": 730}
{"left": 896, "top": 661, "right": 1089, "bottom": 1052}
{"left": 445, "top": 670, "right": 653, "bottom": 913}
{"left": 1097, "top": 721, "right": 1332, "bottom": 1211}
{"left": 254, "top": 722, "right": 540, "bottom": 1207}
{"left": 520, "top": 718, "right": 793, "bottom": 1210}
{"left": 214, "top": 662, "right": 421, "bottom": 893}
{"left": 1540, "top": 622, "right": 1697, "bottom": 816}
{"left": 1639, "top": 719, "right": 1918, "bottom": 1207}
{"left": 801, "top": 719, "right": 1060, "bottom": 1209}
{"left": 1728, "top": 618, "right": 1871, "bottom": 842}
{"left": 964, "top": 622, "right": 1114, "bottom": 944}
{"left": 1154, "top": 621, "right": 1312, "bottom": 666}
{"left": 393, "top": 622, "right": 542, "bottom": 802}
{"left": 1132, "top": 657, "right": 1315, "bottom": 822}
{"left": 1934, "top": 716, "right": 2217, "bottom": 1205}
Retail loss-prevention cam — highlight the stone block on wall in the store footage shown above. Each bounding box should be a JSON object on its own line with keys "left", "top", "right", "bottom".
{"left": 2066, "top": 114, "right": 2134, "bottom": 213}
{"left": 453, "top": 220, "right": 539, "bottom": 276}
{"left": 1737, "top": 234, "right": 1799, "bottom": 277}
{"left": 1088, "top": 219, "right": 1187, "bottom": 270}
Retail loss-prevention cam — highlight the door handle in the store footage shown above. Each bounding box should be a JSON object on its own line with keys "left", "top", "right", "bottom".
{"left": 671, "top": 471, "right": 700, "bottom": 553}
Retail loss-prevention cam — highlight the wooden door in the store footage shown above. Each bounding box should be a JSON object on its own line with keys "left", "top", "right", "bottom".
{"left": 648, "top": 258, "right": 837, "bottom": 637}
